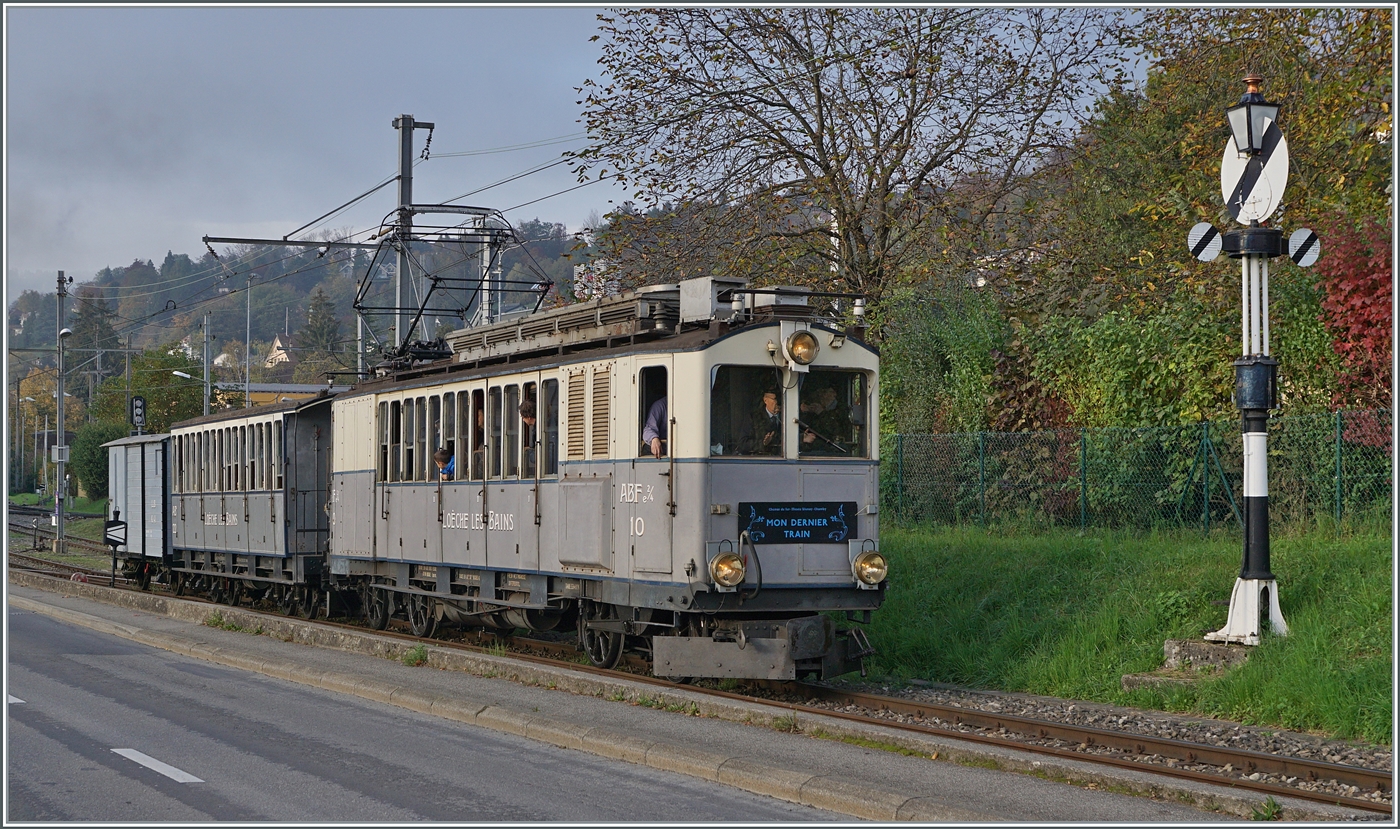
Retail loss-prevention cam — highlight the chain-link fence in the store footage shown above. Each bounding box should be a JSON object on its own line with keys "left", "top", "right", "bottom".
{"left": 882, "top": 410, "right": 1391, "bottom": 530}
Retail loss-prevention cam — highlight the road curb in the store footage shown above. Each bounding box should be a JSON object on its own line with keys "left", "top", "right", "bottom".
{"left": 8, "top": 571, "right": 1369, "bottom": 822}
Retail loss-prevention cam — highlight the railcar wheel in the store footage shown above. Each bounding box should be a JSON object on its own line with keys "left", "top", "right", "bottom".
{"left": 580, "top": 602, "right": 624, "bottom": 670}
{"left": 277, "top": 585, "right": 297, "bottom": 616}
{"left": 222, "top": 578, "right": 242, "bottom": 607}
{"left": 407, "top": 594, "right": 438, "bottom": 638}
{"left": 296, "top": 585, "right": 320, "bottom": 620}
{"left": 172, "top": 572, "right": 187, "bottom": 597}
{"left": 363, "top": 585, "right": 391, "bottom": 630}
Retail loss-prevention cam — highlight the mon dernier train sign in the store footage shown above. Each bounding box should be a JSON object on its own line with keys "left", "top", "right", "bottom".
{"left": 738, "top": 502, "right": 857, "bottom": 544}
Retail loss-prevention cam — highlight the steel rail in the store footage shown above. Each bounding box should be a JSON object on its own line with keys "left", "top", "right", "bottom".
{"left": 777, "top": 682, "right": 1390, "bottom": 799}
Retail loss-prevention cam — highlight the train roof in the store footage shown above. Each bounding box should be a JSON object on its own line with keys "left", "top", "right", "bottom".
{"left": 168, "top": 389, "right": 336, "bottom": 431}
{"left": 102, "top": 433, "right": 170, "bottom": 448}
{"left": 355, "top": 277, "right": 872, "bottom": 394}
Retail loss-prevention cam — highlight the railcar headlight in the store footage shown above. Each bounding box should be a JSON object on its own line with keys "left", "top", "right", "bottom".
{"left": 853, "top": 551, "right": 887, "bottom": 585}
{"left": 785, "top": 330, "right": 819, "bottom": 365}
{"left": 709, "top": 552, "right": 746, "bottom": 588}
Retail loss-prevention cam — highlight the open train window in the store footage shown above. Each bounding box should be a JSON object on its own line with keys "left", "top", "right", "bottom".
{"left": 505, "top": 384, "right": 520, "bottom": 478}
{"left": 469, "top": 389, "right": 485, "bottom": 480}
{"left": 389, "top": 401, "right": 402, "bottom": 482}
{"left": 797, "top": 370, "right": 869, "bottom": 458}
{"left": 638, "top": 366, "right": 667, "bottom": 458}
{"left": 488, "top": 387, "right": 503, "bottom": 479}
{"left": 378, "top": 403, "right": 388, "bottom": 481}
{"left": 541, "top": 379, "right": 558, "bottom": 477}
{"left": 442, "top": 392, "right": 455, "bottom": 479}
{"left": 274, "top": 421, "right": 284, "bottom": 490}
{"left": 416, "top": 396, "right": 428, "bottom": 481}
{"left": 709, "top": 366, "right": 785, "bottom": 457}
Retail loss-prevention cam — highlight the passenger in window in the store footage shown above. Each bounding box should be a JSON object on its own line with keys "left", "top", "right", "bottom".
{"left": 434, "top": 447, "right": 455, "bottom": 480}
{"left": 739, "top": 390, "right": 783, "bottom": 455}
{"left": 642, "top": 396, "right": 667, "bottom": 458}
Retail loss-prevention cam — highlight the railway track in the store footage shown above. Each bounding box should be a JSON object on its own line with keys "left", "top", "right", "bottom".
{"left": 11, "top": 563, "right": 1390, "bottom": 816}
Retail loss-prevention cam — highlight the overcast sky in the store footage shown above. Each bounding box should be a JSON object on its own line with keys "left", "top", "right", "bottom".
{"left": 5, "top": 5, "right": 630, "bottom": 297}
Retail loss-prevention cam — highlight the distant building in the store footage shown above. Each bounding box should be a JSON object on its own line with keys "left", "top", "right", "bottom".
{"left": 264, "top": 334, "right": 298, "bottom": 368}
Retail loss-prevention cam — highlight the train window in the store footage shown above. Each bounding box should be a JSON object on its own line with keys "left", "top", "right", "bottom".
{"left": 541, "top": 379, "right": 558, "bottom": 476}
{"left": 252, "top": 425, "right": 262, "bottom": 490}
{"left": 591, "top": 367, "right": 610, "bottom": 458}
{"left": 566, "top": 372, "right": 585, "bottom": 460}
{"left": 709, "top": 366, "right": 785, "bottom": 457}
{"left": 403, "top": 398, "right": 416, "bottom": 481}
{"left": 273, "top": 421, "right": 284, "bottom": 490}
{"left": 218, "top": 429, "right": 227, "bottom": 490}
{"left": 378, "top": 402, "right": 389, "bottom": 481}
{"left": 638, "top": 366, "right": 667, "bottom": 458}
{"left": 521, "top": 381, "right": 537, "bottom": 478}
{"left": 470, "top": 389, "right": 485, "bottom": 480}
{"left": 505, "top": 384, "right": 520, "bottom": 478}
{"left": 442, "top": 392, "right": 456, "bottom": 474}
{"left": 797, "top": 370, "right": 868, "bottom": 458}
{"left": 488, "top": 387, "right": 503, "bottom": 479}
{"left": 263, "top": 422, "right": 272, "bottom": 489}
{"left": 416, "top": 396, "right": 428, "bottom": 481}
{"left": 241, "top": 425, "right": 250, "bottom": 491}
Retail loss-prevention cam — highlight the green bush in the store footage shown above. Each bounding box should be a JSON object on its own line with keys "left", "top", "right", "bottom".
{"left": 69, "top": 422, "right": 130, "bottom": 499}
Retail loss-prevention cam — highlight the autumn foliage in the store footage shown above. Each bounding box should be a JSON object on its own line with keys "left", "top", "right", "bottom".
{"left": 1314, "top": 214, "right": 1392, "bottom": 409}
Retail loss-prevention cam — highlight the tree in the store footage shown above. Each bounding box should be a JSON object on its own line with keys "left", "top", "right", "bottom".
{"left": 68, "top": 285, "right": 122, "bottom": 412}
{"left": 1314, "top": 213, "right": 1392, "bottom": 409}
{"left": 69, "top": 422, "right": 129, "bottom": 499}
{"left": 92, "top": 344, "right": 203, "bottom": 433}
{"left": 298, "top": 287, "right": 342, "bottom": 354}
{"left": 572, "top": 8, "right": 1131, "bottom": 312}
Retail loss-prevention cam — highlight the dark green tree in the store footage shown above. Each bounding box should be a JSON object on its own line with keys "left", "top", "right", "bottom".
{"left": 298, "top": 287, "right": 341, "bottom": 354}
{"left": 69, "top": 422, "right": 130, "bottom": 499}
{"left": 92, "top": 344, "right": 204, "bottom": 433}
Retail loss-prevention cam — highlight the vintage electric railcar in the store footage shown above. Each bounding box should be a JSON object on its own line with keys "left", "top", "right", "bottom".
{"left": 326, "top": 277, "right": 886, "bottom": 679}
{"left": 108, "top": 277, "right": 887, "bottom": 680}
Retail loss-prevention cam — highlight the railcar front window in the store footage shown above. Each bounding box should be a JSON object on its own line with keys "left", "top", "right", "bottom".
{"left": 797, "top": 370, "right": 869, "bottom": 458}
{"left": 470, "top": 390, "right": 485, "bottom": 480}
{"left": 389, "top": 402, "right": 402, "bottom": 482}
{"left": 709, "top": 366, "right": 785, "bottom": 457}
{"left": 521, "top": 381, "right": 537, "bottom": 478}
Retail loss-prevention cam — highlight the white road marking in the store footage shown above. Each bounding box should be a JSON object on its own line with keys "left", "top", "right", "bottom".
{"left": 111, "top": 749, "right": 204, "bottom": 783}
{"left": 7, "top": 695, "right": 25, "bottom": 704}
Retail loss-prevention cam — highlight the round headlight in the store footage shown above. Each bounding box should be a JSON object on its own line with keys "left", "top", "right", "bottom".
{"left": 786, "top": 330, "right": 819, "bottom": 365}
{"left": 709, "top": 552, "right": 746, "bottom": 587}
{"left": 853, "top": 551, "right": 887, "bottom": 585}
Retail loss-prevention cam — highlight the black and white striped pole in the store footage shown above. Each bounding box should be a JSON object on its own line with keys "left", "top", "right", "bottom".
{"left": 1189, "top": 75, "right": 1320, "bottom": 646}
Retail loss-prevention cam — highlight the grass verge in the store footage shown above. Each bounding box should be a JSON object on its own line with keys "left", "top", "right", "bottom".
{"left": 872, "top": 523, "right": 1391, "bottom": 744}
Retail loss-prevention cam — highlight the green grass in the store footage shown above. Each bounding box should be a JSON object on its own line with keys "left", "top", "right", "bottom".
{"left": 9, "top": 494, "right": 107, "bottom": 514}
{"left": 872, "top": 523, "right": 1391, "bottom": 744}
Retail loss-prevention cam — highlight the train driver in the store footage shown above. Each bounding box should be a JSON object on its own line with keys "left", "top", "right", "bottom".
{"left": 521, "top": 398, "right": 538, "bottom": 477}
{"left": 739, "top": 389, "right": 783, "bottom": 455}
{"left": 642, "top": 396, "right": 667, "bottom": 458}
{"left": 433, "top": 447, "right": 455, "bottom": 480}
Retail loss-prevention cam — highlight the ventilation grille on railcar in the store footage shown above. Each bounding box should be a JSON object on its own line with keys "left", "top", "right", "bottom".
{"left": 567, "top": 372, "right": 586, "bottom": 460}
{"left": 591, "top": 368, "right": 610, "bottom": 457}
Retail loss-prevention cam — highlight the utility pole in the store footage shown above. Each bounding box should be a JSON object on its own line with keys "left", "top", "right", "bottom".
{"left": 54, "top": 271, "right": 71, "bottom": 555}
{"left": 125, "top": 332, "right": 132, "bottom": 428}
{"left": 202, "top": 312, "right": 211, "bottom": 416}
{"left": 392, "top": 114, "right": 433, "bottom": 349}
{"left": 245, "top": 272, "right": 253, "bottom": 408}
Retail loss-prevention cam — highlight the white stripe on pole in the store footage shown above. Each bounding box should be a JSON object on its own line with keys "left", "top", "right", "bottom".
{"left": 1243, "top": 433, "right": 1269, "bottom": 497}
{"left": 111, "top": 749, "right": 204, "bottom": 783}
{"left": 1262, "top": 257, "right": 1270, "bottom": 356}
{"left": 1241, "top": 257, "right": 1249, "bottom": 355}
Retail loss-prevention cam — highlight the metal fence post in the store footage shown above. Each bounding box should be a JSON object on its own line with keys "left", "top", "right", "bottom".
{"left": 1334, "top": 410, "right": 1343, "bottom": 529}
{"left": 896, "top": 433, "right": 905, "bottom": 519}
{"left": 977, "top": 431, "right": 987, "bottom": 526}
{"left": 1202, "top": 420, "right": 1210, "bottom": 534}
{"left": 1079, "top": 427, "right": 1087, "bottom": 530}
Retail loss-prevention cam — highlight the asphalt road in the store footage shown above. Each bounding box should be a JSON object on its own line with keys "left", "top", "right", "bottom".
{"left": 6, "top": 608, "right": 841, "bottom": 822}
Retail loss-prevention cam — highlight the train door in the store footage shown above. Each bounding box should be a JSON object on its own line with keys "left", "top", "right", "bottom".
{"left": 630, "top": 361, "right": 674, "bottom": 574}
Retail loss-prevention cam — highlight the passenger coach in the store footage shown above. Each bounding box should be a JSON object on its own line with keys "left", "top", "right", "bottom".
{"left": 327, "top": 277, "right": 887, "bottom": 679}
